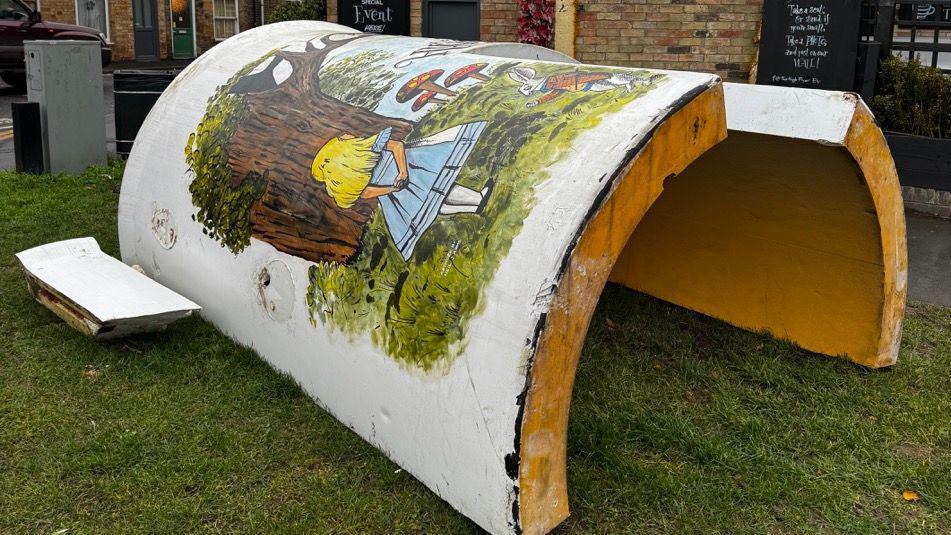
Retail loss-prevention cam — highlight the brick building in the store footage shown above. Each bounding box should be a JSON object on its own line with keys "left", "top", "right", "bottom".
{"left": 35, "top": 0, "right": 763, "bottom": 79}
{"left": 327, "top": 0, "right": 518, "bottom": 42}
{"left": 568, "top": 0, "right": 761, "bottom": 82}
{"left": 31, "top": 0, "right": 262, "bottom": 61}
{"left": 328, "top": 0, "right": 762, "bottom": 82}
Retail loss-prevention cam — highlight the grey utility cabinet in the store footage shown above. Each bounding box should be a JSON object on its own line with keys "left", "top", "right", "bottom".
{"left": 25, "top": 40, "right": 106, "bottom": 173}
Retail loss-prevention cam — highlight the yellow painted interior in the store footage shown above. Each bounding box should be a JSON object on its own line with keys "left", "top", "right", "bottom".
{"left": 609, "top": 130, "right": 899, "bottom": 368}
{"left": 520, "top": 95, "right": 904, "bottom": 535}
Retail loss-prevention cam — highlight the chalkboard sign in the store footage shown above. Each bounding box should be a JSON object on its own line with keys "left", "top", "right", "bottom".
{"left": 756, "top": 0, "right": 862, "bottom": 91}
{"left": 337, "top": 0, "right": 410, "bottom": 35}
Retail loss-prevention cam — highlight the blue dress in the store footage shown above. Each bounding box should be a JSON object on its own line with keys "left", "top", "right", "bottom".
{"left": 368, "top": 121, "right": 487, "bottom": 261}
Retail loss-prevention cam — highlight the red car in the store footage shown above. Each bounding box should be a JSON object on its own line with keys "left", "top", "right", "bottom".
{"left": 0, "top": 0, "right": 111, "bottom": 90}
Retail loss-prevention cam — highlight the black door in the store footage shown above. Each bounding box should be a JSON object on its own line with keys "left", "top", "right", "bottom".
{"left": 132, "top": 0, "right": 159, "bottom": 59}
{"left": 422, "top": 0, "right": 479, "bottom": 41}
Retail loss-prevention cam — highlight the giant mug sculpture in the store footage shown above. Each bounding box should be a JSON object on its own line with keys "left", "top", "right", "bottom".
{"left": 118, "top": 21, "right": 905, "bottom": 534}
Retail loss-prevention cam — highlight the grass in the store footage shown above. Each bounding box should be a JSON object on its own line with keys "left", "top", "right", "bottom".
{"left": 1, "top": 164, "right": 949, "bottom": 533}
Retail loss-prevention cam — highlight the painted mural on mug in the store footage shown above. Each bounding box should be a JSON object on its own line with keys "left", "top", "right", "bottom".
{"left": 184, "top": 33, "right": 667, "bottom": 369}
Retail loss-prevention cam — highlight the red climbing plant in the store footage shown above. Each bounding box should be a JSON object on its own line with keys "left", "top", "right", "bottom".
{"left": 518, "top": 0, "right": 555, "bottom": 48}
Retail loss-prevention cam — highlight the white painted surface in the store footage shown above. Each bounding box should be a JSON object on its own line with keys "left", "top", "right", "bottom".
{"left": 464, "top": 42, "right": 579, "bottom": 63}
{"left": 724, "top": 82, "right": 858, "bottom": 144}
{"left": 118, "top": 21, "right": 718, "bottom": 534}
{"left": 15, "top": 237, "right": 200, "bottom": 324}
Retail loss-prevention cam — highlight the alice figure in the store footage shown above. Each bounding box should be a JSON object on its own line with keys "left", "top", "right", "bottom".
{"left": 311, "top": 122, "right": 490, "bottom": 261}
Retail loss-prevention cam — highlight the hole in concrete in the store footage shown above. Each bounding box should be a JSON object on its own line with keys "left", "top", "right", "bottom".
{"left": 255, "top": 260, "right": 294, "bottom": 322}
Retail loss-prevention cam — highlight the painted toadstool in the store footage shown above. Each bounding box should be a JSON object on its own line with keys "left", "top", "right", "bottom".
{"left": 396, "top": 69, "right": 457, "bottom": 103}
{"left": 411, "top": 91, "right": 450, "bottom": 112}
{"left": 445, "top": 63, "right": 490, "bottom": 88}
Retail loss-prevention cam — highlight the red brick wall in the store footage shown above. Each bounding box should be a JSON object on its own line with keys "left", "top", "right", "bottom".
{"left": 40, "top": 0, "right": 257, "bottom": 61}
{"left": 37, "top": 0, "right": 138, "bottom": 60}
{"left": 35, "top": 0, "right": 75, "bottom": 24}
{"left": 195, "top": 0, "right": 214, "bottom": 53}
{"left": 38, "top": 0, "right": 759, "bottom": 75}
{"left": 157, "top": 0, "right": 171, "bottom": 59}
{"left": 332, "top": 0, "right": 758, "bottom": 82}
{"left": 480, "top": 0, "right": 517, "bottom": 42}
{"left": 411, "top": 0, "right": 420, "bottom": 33}
{"left": 574, "top": 0, "right": 762, "bottom": 82}
{"left": 195, "top": 0, "right": 255, "bottom": 55}
{"left": 108, "top": 1, "right": 135, "bottom": 61}
{"left": 195, "top": 0, "right": 218, "bottom": 54}
{"left": 182, "top": 0, "right": 758, "bottom": 82}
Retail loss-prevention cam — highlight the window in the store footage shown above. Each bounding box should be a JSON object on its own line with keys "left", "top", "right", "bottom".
{"left": 213, "top": 0, "right": 238, "bottom": 40}
{"left": 132, "top": 0, "right": 153, "bottom": 28}
{"left": 0, "top": 0, "right": 29, "bottom": 20}
{"left": 76, "top": 0, "right": 110, "bottom": 40}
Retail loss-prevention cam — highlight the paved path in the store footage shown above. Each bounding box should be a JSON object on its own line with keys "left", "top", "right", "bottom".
{"left": 907, "top": 211, "right": 951, "bottom": 308}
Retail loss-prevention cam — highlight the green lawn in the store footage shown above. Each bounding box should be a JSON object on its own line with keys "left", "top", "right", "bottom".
{"left": 1, "top": 164, "right": 949, "bottom": 534}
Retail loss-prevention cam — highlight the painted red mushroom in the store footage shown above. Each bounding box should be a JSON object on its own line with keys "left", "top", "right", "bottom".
{"left": 444, "top": 63, "right": 490, "bottom": 88}
{"left": 411, "top": 91, "right": 450, "bottom": 112}
{"left": 396, "top": 69, "right": 457, "bottom": 103}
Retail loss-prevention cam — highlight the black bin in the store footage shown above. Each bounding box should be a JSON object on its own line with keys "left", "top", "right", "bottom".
{"left": 114, "top": 69, "right": 179, "bottom": 157}
{"left": 12, "top": 101, "right": 44, "bottom": 174}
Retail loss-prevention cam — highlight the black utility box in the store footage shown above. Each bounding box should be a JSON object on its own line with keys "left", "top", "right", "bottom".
{"left": 114, "top": 69, "right": 179, "bottom": 157}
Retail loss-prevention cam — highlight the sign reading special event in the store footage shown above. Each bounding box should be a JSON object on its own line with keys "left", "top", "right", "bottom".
{"left": 756, "top": 0, "right": 861, "bottom": 91}
{"left": 337, "top": 0, "right": 410, "bottom": 35}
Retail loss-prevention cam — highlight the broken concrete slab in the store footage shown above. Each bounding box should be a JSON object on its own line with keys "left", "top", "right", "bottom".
{"left": 15, "top": 237, "right": 200, "bottom": 339}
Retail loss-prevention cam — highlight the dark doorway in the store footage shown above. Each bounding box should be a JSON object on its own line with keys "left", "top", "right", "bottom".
{"left": 133, "top": 0, "right": 160, "bottom": 60}
{"left": 422, "top": 0, "right": 479, "bottom": 41}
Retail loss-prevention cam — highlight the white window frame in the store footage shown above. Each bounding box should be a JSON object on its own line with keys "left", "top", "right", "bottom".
{"left": 212, "top": 0, "right": 239, "bottom": 41}
{"left": 74, "top": 0, "right": 111, "bottom": 42}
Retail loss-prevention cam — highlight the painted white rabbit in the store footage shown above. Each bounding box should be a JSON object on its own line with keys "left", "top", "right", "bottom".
{"left": 507, "top": 67, "right": 663, "bottom": 107}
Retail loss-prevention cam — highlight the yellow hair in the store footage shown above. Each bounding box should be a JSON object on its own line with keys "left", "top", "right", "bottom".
{"left": 311, "top": 133, "right": 380, "bottom": 209}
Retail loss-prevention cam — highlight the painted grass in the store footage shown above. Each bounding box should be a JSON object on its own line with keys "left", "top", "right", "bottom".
{"left": 1, "top": 164, "right": 949, "bottom": 533}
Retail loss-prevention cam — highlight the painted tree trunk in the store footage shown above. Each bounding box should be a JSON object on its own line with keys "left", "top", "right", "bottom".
{"left": 226, "top": 36, "right": 414, "bottom": 264}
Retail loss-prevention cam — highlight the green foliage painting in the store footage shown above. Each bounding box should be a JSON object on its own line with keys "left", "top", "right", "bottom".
{"left": 185, "top": 34, "right": 666, "bottom": 370}
{"left": 186, "top": 56, "right": 271, "bottom": 252}
{"left": 320, "top": 50, "right": 399, "bottom": 110}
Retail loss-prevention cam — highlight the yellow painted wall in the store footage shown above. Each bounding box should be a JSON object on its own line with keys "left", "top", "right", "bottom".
{"left": 610, "top": 131, "right": 890, "bottom": 366}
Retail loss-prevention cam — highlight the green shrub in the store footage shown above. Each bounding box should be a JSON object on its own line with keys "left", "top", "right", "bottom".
{"left": 870, "top": 56, "right": 951, "bottom": 138}
{"left": 266, "top": 0, "right": 326, "bottom": 23}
